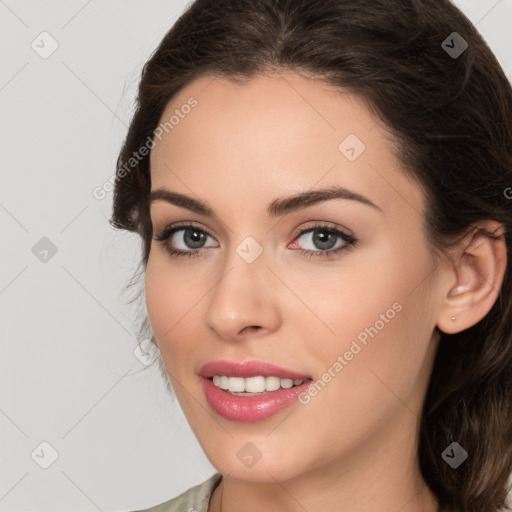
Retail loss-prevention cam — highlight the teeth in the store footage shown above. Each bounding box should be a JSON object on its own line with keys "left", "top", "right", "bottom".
{"left": 227, "top": 376, "right": 245, "bottom": 392}
{"left": 265, "top": 376, "right": 281, "bottom": 391}
{"left": 212, "top": 375, "right": 306, "bottom": 393}
{"left": 281, "top": 378, "right": 293, "bottom": 389}
{"left": 245, "top": 376, "right": 266, "bottom": 393}
{"left": 217, "top": 376, "right": 229, "bottom": 390}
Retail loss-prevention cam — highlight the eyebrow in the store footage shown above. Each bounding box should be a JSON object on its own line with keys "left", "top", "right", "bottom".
{"left": 148, "top": 185, "right": 383, "bottom": 217}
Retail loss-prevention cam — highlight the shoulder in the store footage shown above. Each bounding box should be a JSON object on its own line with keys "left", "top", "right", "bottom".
{"left": 132, "top": 473, "right": 223, "bottom": 512}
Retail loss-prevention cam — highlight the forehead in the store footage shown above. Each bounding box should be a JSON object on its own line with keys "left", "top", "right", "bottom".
{"left": 149, "top": 71, "right": 424, "bottom": 217}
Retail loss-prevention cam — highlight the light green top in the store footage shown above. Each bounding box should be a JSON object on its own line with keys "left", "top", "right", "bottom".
{"left": 133, "top": 473, "right": 223, "bottom": 512}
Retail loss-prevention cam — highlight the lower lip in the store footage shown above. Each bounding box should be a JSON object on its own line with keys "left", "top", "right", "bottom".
{"left": 201, "top": 377, "right": 312, "bottom": 422}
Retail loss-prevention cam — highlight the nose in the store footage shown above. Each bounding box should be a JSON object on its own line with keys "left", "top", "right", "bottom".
{"left": 204, "top": 245, "right": 281, "bottom": 341}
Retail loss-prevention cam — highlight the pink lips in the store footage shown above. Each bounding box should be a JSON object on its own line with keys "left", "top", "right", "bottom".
{"left": 199, "top": 359, "right": 313, "bottom": 422}
{"left": 199, "top": 359, "right": 311, "bottom": 380}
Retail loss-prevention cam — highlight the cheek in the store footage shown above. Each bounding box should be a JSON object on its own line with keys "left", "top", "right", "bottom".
{"left": 144, "top": 255, "right": 203, "bottom": 353}
{"left": 288, "top": 248, "right": 402, "bottom": 349}
{"left": 288, "top": 263, "right": 433, "bottom": 463}
{"left": 302, "top": 236, "right": 433, "bottom": 389}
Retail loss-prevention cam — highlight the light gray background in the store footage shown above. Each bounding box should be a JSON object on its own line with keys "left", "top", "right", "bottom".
{"left": 1, "top": 1, "right": 511, "bottom": 511}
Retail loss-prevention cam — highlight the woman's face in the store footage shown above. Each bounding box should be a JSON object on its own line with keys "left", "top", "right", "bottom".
{"left": 145, "top": 71, "right": 445, "bottom": 483}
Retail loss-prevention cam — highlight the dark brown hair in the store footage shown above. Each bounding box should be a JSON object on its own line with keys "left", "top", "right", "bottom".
{"left": 110, "top": 0, "right": 512, "bottom": 510}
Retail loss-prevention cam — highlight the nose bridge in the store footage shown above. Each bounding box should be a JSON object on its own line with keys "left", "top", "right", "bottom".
{"left": 204, "top": 234, "right": 279, "bottom": 337}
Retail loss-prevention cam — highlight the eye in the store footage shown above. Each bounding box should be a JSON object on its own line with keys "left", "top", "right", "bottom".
{"left": 290, "top": 223, "right": 358, "bottom": 259}
{"left": 153, "top": 221, "right": 358, "bottom": 260}
{"left": 153, "top": 223, "right": 217, "bottom": 259}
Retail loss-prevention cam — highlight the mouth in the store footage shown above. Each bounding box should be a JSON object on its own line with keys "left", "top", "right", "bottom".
{"left": 199, "top": 359, "right": 313, "bottom": 422}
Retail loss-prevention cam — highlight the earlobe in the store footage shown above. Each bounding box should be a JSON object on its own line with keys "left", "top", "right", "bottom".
{"left": 436, "top": 221, "right": 507, "bottom": 335}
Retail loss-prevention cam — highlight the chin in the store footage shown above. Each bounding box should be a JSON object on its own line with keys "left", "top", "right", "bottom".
{"left": 199, "top": 437, "right": 311, "bottom": 483}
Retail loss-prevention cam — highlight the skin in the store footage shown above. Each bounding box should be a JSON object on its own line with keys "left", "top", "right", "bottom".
{"left": 145, "top": 70, "right": 507, "bottom": 512}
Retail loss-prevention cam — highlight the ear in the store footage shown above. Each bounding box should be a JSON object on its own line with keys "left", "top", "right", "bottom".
{"left": 436, "top": 220, "right": 507, "bottom": 334}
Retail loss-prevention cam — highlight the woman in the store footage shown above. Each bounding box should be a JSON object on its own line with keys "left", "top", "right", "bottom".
{"left": 111, "top": 0, "right": 512, "bottom": 511}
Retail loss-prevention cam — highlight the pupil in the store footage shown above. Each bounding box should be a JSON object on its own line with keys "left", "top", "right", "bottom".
{"left": 313, "top": 230, "right": 336, "bottom": 250}
{"left": 185, "top": 229, "right": 204, "bottom": 248}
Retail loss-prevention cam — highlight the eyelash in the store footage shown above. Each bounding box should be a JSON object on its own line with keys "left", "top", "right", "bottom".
{"left": 153, "top": 222, "right": 358, "bottom": 260}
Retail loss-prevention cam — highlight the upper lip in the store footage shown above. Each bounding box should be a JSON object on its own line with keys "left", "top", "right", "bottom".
{"left": 199, "top": 360, "right": 312, "bottom": 380}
